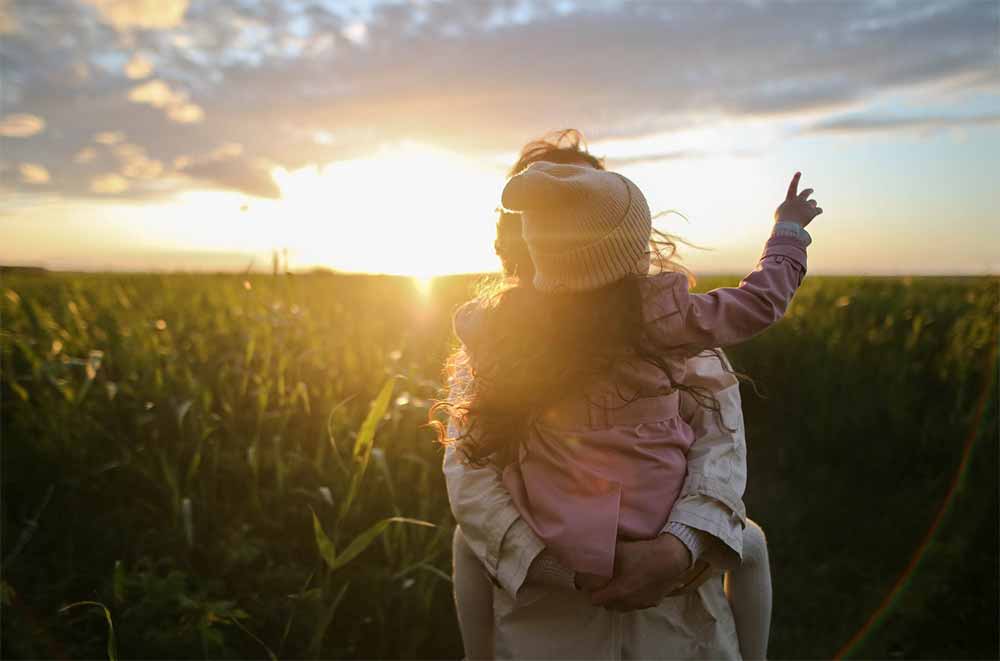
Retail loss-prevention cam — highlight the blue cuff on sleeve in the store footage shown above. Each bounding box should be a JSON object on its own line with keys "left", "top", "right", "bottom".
{"left": 772, "top": 221, "right": 812, "bottom": 247}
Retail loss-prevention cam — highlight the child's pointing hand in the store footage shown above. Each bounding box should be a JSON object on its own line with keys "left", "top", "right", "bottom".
{"left": 774, "top": 171, "right": 823, "bottom": 228}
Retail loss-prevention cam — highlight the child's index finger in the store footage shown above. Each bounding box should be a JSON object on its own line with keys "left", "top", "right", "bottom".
{"left": 786, "top": 172, "right": 801, "bottom": 201}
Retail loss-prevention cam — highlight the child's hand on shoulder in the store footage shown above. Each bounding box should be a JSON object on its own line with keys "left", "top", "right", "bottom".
{"left": 774, "top": 171, "right": 823, "bottom": 228}
{"left": 574, "top": 571, "right": 612, "bottom": 591}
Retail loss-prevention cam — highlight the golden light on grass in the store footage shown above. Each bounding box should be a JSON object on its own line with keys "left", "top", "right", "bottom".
{"left": 412, "top": 275, "right": 435, "bottom": 298}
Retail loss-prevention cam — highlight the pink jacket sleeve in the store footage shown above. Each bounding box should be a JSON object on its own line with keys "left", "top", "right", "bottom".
{"left": 642, "top": 234, "right": 808, "bottom": 355}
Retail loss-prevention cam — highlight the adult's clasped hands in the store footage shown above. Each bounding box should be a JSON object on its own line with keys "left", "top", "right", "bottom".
{"left": 578, "top": 534, "right": 712, "bottom": 612}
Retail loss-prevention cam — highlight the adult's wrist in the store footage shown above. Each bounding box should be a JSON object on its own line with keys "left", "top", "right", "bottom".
{"left": 663, "top": 522, "right": 707, "bottom": 568}
{"left": 527, "top": 548, "right": 575, "bottom": 591}
{"left": 656, "top": 532, "right": 693, "bottom": 580}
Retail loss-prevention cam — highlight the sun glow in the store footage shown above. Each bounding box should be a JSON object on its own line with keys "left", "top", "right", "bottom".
{"left": 5, "top": 136, "right": 829, "bottom": 275}
{"left": 267, "top": 141, "right": 503, "bottom": 275}
{"left": 93, "top": 142, "right": 507, "bottom": 274}
{"left": 412, "top": 275, "right": 435, "bottom": 298}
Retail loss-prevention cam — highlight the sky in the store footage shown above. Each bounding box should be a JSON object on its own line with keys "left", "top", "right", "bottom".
{"left": 1, "top": 0, "right": 998, "bottom": 276}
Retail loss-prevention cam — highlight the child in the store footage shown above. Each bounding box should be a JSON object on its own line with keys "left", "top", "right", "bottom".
{"left": 444, "top": 163, "right": 820, "bottom": 658}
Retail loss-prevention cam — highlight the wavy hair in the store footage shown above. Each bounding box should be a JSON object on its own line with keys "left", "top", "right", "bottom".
{"left": 432, "top": 130, "right": 734, "bottom": 467}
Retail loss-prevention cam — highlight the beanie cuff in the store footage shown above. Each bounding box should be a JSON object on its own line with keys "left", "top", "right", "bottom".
{"left": 531, "top": 216, "right": 651, "bottom": 292}
{"left": 508, "top": 165, "right": 654, "bottom": 292}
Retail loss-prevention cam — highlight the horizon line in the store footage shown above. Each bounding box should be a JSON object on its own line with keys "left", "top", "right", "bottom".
{"left": 1, "top": 263, "right": 997, "bottom": 279}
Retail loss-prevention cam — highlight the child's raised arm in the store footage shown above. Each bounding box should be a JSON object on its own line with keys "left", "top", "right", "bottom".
{"left": 644, "top": 172, "right": 823, "bottom": 354}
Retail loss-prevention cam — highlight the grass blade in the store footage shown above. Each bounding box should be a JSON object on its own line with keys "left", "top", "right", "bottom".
{"left": 338, "top": 378, "right": 396, "bottom": 520}
{"left": 59, "top": 600, "right": 118, "bottom": 661}
{"left": 307, "top": 580, "right": 349, "bottom": 658}
{"left": 229, "top": 616, "right": 278, "bottom": 661}
{"left": 330, "top": 517, "right": 434, "bottom": 572}
{"left": 310, "top": 508, "right": 337, "bottom": 569}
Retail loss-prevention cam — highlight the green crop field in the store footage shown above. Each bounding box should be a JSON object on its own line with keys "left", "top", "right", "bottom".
{"left": 1, "top": 272, "right": 997, "bottom": 660}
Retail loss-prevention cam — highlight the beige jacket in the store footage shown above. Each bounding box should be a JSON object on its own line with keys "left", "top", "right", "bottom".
{"left": 443, "top": 352, "right": 749, "bottom": 659}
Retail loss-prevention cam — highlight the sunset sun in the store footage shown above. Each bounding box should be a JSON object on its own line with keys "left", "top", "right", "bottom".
{"left": 267, "top": 142, "right": 503, "bottom": 276}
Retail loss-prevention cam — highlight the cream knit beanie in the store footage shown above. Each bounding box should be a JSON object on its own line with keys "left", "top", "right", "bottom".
{"left": 501, "top": 161, "right": 652, "bottom": 292}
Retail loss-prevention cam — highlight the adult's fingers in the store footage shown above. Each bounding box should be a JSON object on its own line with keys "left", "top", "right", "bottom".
{"left": 589, "top": 577, "right": 633, "bottom": 606}
{"left": 590, "top": 579, "right": 628, "bottom": 606}
{"left": 808, "top": 199, "right": 818, "bottom": 207}
{"left": 786, "top": 172, "right": 801, "bottom": 201}
{"left": 798, "top": 188, "right": 814, "bottom": 201}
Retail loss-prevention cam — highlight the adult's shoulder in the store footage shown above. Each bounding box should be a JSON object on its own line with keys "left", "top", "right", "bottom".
{"left": 684, "top": 349, "right": 739, "bottom": 392}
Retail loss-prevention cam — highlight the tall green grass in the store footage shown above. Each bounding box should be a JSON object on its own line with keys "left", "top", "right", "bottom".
{"left": 1, "top": 272, "right": 996, "bottom": 659}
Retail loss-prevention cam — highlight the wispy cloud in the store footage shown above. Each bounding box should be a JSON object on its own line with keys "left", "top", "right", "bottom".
{"left": 0, "top": 0, "right": 996, "bottom": 201}
{"left": 124, "top": 52, "right": 154, "bottom": 79}
{"left": 176, "top": 143, "right": 279, "bottom": 199}
{"left": 90, "top": 172, "right": 129, "bottom": 194}
{"left": 0, "top": 0, "right": 18, "bottom": 34}
{"left": 18, "top": 163, "right": 50, "bottom": 184}
{"left": 128, "top": 79, "right": 204, "bottom": 123}
{"left": 79, "top": 0, "right": 189, "bottom": 31}
{"left": 806, "top": 112, "right": 1000, "bottom": 134}
{"left": 0, "top": 113, "right": 45, "bottom": 137}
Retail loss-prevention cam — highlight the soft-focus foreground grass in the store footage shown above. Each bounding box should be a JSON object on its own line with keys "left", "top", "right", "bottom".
{"left": 1, "top": 272, "right": 997, "bottom": 659}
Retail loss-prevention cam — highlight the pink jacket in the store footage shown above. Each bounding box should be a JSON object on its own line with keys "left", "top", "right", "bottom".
{"left": 455, "top": 233, "right": 807, "bottom": 577}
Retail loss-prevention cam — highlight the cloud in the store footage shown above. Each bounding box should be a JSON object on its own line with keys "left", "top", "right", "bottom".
{"left": 91, "top": 173, "right": 129, "bottom": 194}
{"left": 94, "top": 131, "right": 126, "bottom": 145}
{"left": 0, "top": 113, "right": 45, "bottom": 137}
{"left": 18, "top": 163, "right": 50, "bottom": 184}
{"left": 179, "top": 0, "right": 997, "bottom": 155}
{"left": 172, "top": 141, "right": 277, "bottom": 198}
{"left": 79, "top": 0, "right": 188, "bottom": 31}
{"left": 209, "top": 143, "right": 243, "bottom": 160}
{"left": 341, "top": 21, "right": 368, "bottom": 46}
{"left": 0, "top": 0, "right": 997, "bottom": 201}
{"left": 128, "top": 79, "right": 204, "bottom": 124}
{"left": 113, "top": 142, "right": 163, "bottom": 179}
{"left": 121, "top": 158, "right": 163, "bottom": 178}
{"left": 124, "top": 52, "right": 154, "bottom": 79}
{"left": 166, "top": 102, "right": 204, "bottom": 124}
{"left": 181, "top": 158, "right": 279, "bottom": 199}
{"left": 806, "top": 112, "right": 1000, "bottom": 134}
{"left": 0, "top": 0, "right": 16, "bottom": 34}
{"left": 128, "top": 79, "right": 180, "bottom": 107}
{"left": 604, "top": 148, "right": 763, "bottom": 167}
{"left": 74, "top": 147, "right": 98, "bottom": 164}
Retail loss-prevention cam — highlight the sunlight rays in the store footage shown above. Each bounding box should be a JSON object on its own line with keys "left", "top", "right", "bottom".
{"left": 267, "top": 141, "right": 501, "bottom": 275}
